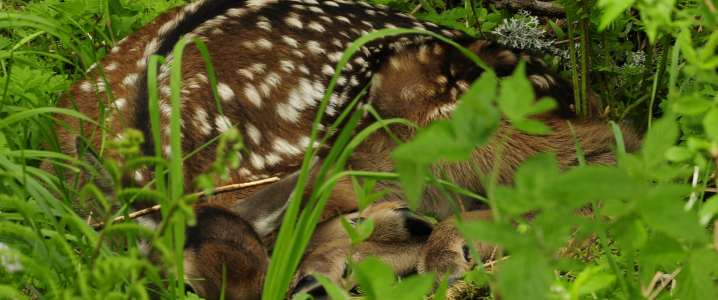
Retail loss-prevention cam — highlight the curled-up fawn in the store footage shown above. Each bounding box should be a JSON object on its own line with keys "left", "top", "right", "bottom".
{"left": 41, "top": 0, "right": 642, "bottom": 298}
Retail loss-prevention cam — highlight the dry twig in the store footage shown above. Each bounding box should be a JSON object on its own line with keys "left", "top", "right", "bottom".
{"left": 91, "top": 177, "right": 280, "bottom": 230}
{"left": 648, "top": 268, "right": 682, "bottom": 300}
{"left": 410, "top": 4, "right": 423, "bottom": 14}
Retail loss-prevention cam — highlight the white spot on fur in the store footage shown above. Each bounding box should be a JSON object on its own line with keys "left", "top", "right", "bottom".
{"left": 250, "top": 153, "right": 265, "bottom": 169}
{"left": 217, "top": 83, "right": 235, "bottom": 101}
{"left": 215, "top": 115, "right": 231, "bottom": 133}
{"left": 328, "top": 52, "right": 343, "bottom": 62}
{"left": 227, "top": 8, "right": 247, "bottom": 17}
{"left": 308, "top": 21, "right": 325, "bottom": 32}
{"left": 282, "top": 36, "right": 299, "bottom": 48}
{"left": 285, "top": 14, "right": 303, "bottom": 29}
{"left": 309, "top": 6, "right": 324, "bottom": 13}
{"left": 122, "top": 73, "right": 139, "bottom": 87}
{"left": 113, "top": 98, "right": 126, "bottom": 111}
{"left": 111, "top": 46, "right": 120, "bottom": 53}
{"left": 244, "top": 84, "right": 262, "bottom": 107}
{"left": 264, "top": 72, "right": 281, "bottom": 88}
{"left": 196, "top": 108, "right": 212, "bottom": 135}
{"left": 264, "top": 153, "right": 282, "bottom": 166}
{"left": 280, "top": 60, "right": 295, "bottom": 73}
{"left": 306, "top": 41, "right": 325, "bottom": 55}
{"left": 238, "top": 69, "right": 255, "bottom": 81}
{"left": 299, "top": 65, "right": 310, "bottom": 74}
{"left": 322, "top": 64, "right": 335, "bottom": 76}
{"left": 273, "top": 138, "right": 302, "bottom": 155}
{"left": 335, "top": 16, "right": 351, "bottom": 24}
{"left": 324, "top": 1, "right": 339, "bottom": 7}
{"left": 80, "top": 81, "right": 92, "bottom": 92}
{"left": 134, "top": 170, "right": 144, "bottom": 182}
{"left": 257, "top": 20, "right": 272, "bottom": 32}
{"left": 246, "top": 123, "right": 261, "bottom": 145}
{"left": 105, "top": 62, "right": 117, "bottom": 71}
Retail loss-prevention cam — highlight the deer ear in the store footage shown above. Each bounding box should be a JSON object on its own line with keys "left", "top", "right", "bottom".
{"left": 232, "top": 157, "right": 320, "bottom": 237}
{"left": 76, "top": 136, "right": 116, "bottom": 198}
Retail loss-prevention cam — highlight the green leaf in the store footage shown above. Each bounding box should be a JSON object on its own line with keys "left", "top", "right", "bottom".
{"left": 677, "top": 254, "right": 718, "bottom": 300}
{"left": 497, "top": 63, "right": 535, "bottom": 121}
{"left": 313, "top": 274, "right": 351, "bottom": 300}
{"left": 353, "top": 258, "right": 396, "bottom": 298}
{"left": 382, "top": 274, "right": 434, "bottom": 300}
{"left": 339, "top": 215, "right": 373, "bottom": 245}
{"left": 672, "top": 96, "right": 712, "bottom": 115}
{"left": 642, "top": 117, "right": 679, "bottom": 167}
{"left": 576, "top": 273, "right": 616, "bottom": 295}
{"left": 635, "top": 185, "right": 708, "bottom": 243}
{"left": 698, "top": 195, "right": 718, "bottom": 226}
{"left": 548, "top": 166, "right": 641, "bottom": 209}
{"left": 640, "top": 235, "right": 687, "bottom": 262}
{"left": 498, "top": 250, "right": 552, "bottom": 300}
{"left": 665, "top": 146, "right": 696, "bottom": 162}
{"left": 549, "top": 20, "right": 565, "bottom": 40}
{"left": 702, "top": 108, "right": 718, "bottom": 142}
{"left": 452, "top": 74, "right": 500, "bottom": 146}
{"left": 392, "top": 121, "right": 472, "bottom": 164}
{"left": 393, "top": 158, "right": 427, "bottom": 209}
{"left": 512, "top": 119, "right": 551, "bottom": 135}
{"left": 597, "top": 0, "right": 636, "bottom": 30}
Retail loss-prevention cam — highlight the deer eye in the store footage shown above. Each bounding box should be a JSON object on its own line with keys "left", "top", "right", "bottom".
{"left": 462, "top": 244, "right": 472, "bottom": 262}
{"left": 184, "top": 283, "right": 197, "bottom": 295}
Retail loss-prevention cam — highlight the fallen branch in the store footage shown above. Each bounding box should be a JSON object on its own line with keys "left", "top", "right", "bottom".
{"left": 485, "top": 0, "right": 564, "bottom": 17}
{"left": 91, "top": 177, "right": 280, "bottom": 230}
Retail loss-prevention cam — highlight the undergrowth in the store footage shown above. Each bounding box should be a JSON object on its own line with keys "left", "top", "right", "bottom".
{"left": 1, "top": 0, "right": 717, "bottom": 299}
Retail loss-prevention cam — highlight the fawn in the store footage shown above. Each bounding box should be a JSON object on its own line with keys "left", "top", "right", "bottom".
{"left": 41, "top": 0, "right": 642, "bottom": 298}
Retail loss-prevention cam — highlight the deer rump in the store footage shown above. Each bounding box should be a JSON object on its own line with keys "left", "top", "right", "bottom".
{"left": 43, "top": 0, "right": 641, "bottom": 299}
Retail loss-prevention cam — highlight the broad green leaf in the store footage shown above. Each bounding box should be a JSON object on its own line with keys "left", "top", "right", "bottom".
{"left": 382, "top": 273, "right": 434, "bottom": 300}
{"left": 393, "top": 158, "right": 427, "bottom": 208}
{"left": 313, "top": 274, "right": 351, "bottom": 300}
{"left": 698, "top": 195, "right": 718, "bottom": 226}
{"left": 642, "top": 117, "right": 679, "bottom": 167}
{"left": 548, "top": 166, "right": 641, "bottom": 209}
{"left": 497, "top": 63, "right": 535, "bottom": 121}
{"left": 452, "top": 74, "right": 500, "bottom": 146}
{"left": 665, "top": 146, "right": 696, "bottom": 162}
{"left": 433, "top": 271, "right": 450, "bottom": 300}
{"left": 702, "top": 108, "right": 718, "bottom": 142}
{"left": 677, "top": 255, "right": 718, "bottom": 300}
{"left": 353, "top": 258, "right": 396, "bottom": 298}
{"left": 640, "top": 235, "right": 686, "bottom": 262}
{"left": 636, "top": 185, "right": 707, "bottom": 242}
{"left": 392, "top": 121, "right": 472, "bottom": 164}
{"left": 549, "top": 20, "right": 565, "bottom": 40}
{"left": 498, "top": 250, "right": 552, "bottom": 300}
{"left": 672, "top": 96, "right": 712, "bottom": 115}
{"left": 597, "top": 0, "right": 636, "bottom": 30}
{"left": 512, "top": 119, "right": 551, "bottom": 135}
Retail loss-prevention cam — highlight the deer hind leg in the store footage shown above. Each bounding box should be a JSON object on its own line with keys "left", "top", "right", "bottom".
{"left": 418, "top": 209, "right": 499, "bottom": 285}
{"left": 289, "top": 202, "right": 435, "bottom": 299}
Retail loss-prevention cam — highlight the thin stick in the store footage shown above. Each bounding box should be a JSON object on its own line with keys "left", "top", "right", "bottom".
{"left": 648, "top": 268, "right": 681, "bottom": 300}
{"left": 482, "top": 255, "right": 510, "bottom": 269}
{"left": 193, "top": 177, "right": 280, "bottom": 197}
{"left": 410, "top": 4, "right": 422, "bottom": 14}
{"left": 642, "top": 271, "right": 664, "bottom": 298}
{"left": 92, "top": 177, "right": 280, "bottom": 230}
